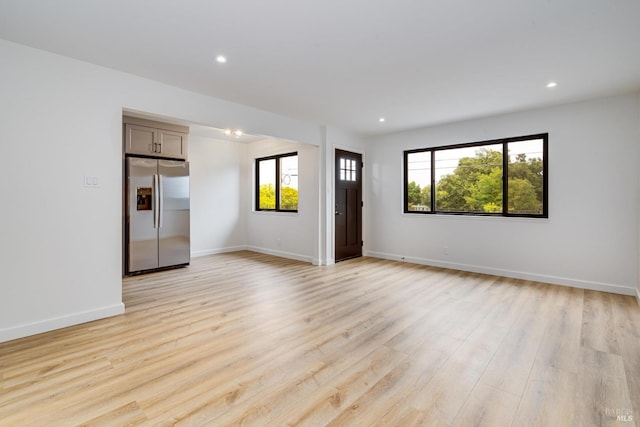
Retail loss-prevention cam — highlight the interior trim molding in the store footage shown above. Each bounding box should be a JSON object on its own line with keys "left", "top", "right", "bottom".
{"left": 0, "top": 303, "right": 125, "bottom": 344}
{"left": 367, "top": 251, "right": 636, "bottom": 296}
{"left": 247, "top": 246, "right": 314, "bottom": 264}
{"left": 191, "top": 245, "right": 249, "bottom": 258}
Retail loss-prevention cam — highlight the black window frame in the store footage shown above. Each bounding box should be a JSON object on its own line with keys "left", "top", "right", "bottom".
{"left": 404, "top": 133, "right": 548, "bottom": 218}
{"left": 255, "top": 151, "right": 299, "bottom": 213}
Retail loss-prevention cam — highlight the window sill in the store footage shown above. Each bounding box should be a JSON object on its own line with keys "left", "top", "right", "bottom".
{"left": 401, "top": 212, "right": 549, "bottom": 223}
{"left": 253, "top": 210, "right": 299, "bottom": 217}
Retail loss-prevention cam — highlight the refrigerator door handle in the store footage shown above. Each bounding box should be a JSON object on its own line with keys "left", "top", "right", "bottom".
{"left": 158, "top": 174, "right": 164, "bottom": 228}
{"left": 153, "top": 174, "right": 159, "bottom": 229}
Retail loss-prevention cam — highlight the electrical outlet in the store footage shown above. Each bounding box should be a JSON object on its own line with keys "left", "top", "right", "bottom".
{"left": 442, "top": 247, "right": 449, "bottom": 256}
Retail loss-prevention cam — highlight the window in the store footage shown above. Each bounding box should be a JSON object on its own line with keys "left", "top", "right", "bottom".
{"left": 256, "top": 152, "right": 298, "bottom": 212}
{"left": 404, "top": 134, "right": 547, "bottom": 217}
{"left": 340, "top": 158, "right": 357, "bottom": 181}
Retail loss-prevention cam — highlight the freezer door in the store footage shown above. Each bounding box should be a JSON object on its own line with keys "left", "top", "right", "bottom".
{"left": 158, "top": 160, "right": 190, "bottom": 268}
{"left": 127, "top": 158, "right": 159, "bottom": 273}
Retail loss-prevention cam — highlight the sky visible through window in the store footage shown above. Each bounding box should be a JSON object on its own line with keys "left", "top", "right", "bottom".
{"left": 259, "top": 158, "right": 276, "bottom": 188}
{"left": 280, "top": 155, "right": 298, "bottom": 190}
{"left": 407, "top": 139, "right": 543, "bottom": 187}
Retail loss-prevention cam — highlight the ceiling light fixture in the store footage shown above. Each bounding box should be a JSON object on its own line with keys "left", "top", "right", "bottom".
{"left": 546, "top": 81, "right": 557, "bottom": 88}
{"left": 379, "top": 118, "right": 386, "bottom": 123}
{"left": 223, "top": 129, "right": 243, "bottom": 137}
{"left": 216, "top": 55, "right": 227, "bottom": 64}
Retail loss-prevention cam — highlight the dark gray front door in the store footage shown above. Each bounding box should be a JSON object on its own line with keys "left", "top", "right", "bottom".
{"left": 335, "top": 149, "right": 362, "bottom": 262}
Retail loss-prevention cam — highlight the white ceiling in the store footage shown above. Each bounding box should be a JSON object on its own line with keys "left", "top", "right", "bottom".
{"left": 1, "top": 0, "right": 639, "bottom": 136}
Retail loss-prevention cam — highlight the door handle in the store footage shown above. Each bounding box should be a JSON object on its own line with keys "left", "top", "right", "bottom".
{"left": 153, "top": 174, "right": 159, "bottom": 229}
{"left": 158, "top": 174, "right": 164, "bottom": 228}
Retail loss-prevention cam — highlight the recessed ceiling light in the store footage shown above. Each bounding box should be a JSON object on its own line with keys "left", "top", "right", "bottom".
{"left": 223, "top": 129, "right": 232, "bottom": 136}
{"left": 216, "top": 55, "right": 227, "bottom": 64}
{"left": 379, "top": 118, "right": 386, "bottom": 123}
{"left": 233, "top": 130, "right": 243, "bottom": 137}
{"left": 546, "top": 82, "right": 557, "bottom": 88}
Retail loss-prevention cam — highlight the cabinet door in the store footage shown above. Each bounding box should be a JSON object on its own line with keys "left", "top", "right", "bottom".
{"left": 125, "top": 124, "right": 157, "bottom": 156}
{"left": 158, "top": 129, "right": 187, "bottom": 159}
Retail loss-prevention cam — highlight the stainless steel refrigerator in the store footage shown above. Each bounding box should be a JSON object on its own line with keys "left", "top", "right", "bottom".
{"left": 126, "top": 157, "right": 190, "bottom": 274}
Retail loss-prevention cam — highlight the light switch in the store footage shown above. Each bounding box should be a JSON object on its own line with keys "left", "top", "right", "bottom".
{"left": 84, "top": 175, "right": 99, "bottom": 188}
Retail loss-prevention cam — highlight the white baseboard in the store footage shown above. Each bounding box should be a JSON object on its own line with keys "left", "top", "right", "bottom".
{"left": 193, "top": 246, "right": 324, "bottom": 265}
{"left": 0, "top": 303, "right": 125, "bottom": 344}
{"left": 367, "top": 251, "right": 636, "bottom": 296}
{"left": 191, "top": 245, "right": 249, "bottom": 258}
{"left": 247, "top": 246, "right": 314, "bottom": 264}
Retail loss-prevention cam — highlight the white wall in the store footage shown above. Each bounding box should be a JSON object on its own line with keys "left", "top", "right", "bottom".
{"left": 366, "top": 93, "right": 640, "bottom": 295}
{"left": 189, "top": 135, "right": 248, "bottom": 257}
{"left": 0, "top": 39, "right": 323, "bottom": 342}
{"left": 246, "top": 139, "right": 320, "bottom": 263}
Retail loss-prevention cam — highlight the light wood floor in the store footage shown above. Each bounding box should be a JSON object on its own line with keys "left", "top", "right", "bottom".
{"left": 1, "top": 252, "right": 639, "bottom": 426}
